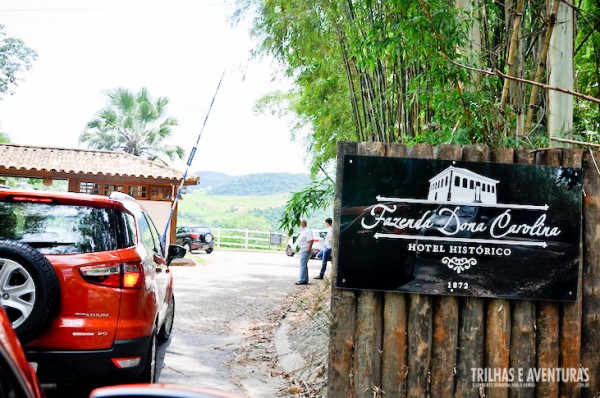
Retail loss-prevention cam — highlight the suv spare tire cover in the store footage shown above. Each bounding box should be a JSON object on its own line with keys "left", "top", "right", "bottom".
{"left": 0, "top": 240, "right": 60, "bottom": 344}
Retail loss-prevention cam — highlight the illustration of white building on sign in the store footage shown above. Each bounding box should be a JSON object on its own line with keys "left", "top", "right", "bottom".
{"left": 427, "top": 166, "right": 499, "bottom": 204}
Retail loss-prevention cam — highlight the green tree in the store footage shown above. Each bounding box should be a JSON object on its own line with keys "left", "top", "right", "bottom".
{"left": 239, "top": 0, "right": 600, "bottom": 232}
{"left": 0, "top": 24, "right": 37, "bottom": 98}
{"left": 0, "top": 132, "right": 10, "bottom": 143}
{"left": 574, "top": 0, "right": 600, "bottom": 142}
{"left": 80, "top": 88, "right": 184, "bottom": 165}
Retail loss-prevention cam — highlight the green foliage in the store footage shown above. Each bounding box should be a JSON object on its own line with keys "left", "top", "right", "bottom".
{"left": 218, "top": 213, "right": 271, "bottom": 231}
{"left": 0, "top": 132, "right": 10, "bottom": 143}
{"left": 0, "top": 24, "right": 37, "bottom": 98}
{"left": 240, "top": 0, "right": 600, "bottom": 229}
{"left": 2, "top": 177, "right": 68, "bottom": 191}
{"left": 278, "top": 175, "right": 335, "bottom": 235}
{"left": 574, "top": 0, "right": 600, "bottom": 136}
{"left": 80, "top": 88, "right": 184, "bottom": 165}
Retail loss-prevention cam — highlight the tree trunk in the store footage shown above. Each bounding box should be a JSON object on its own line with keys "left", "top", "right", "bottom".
{"left": 455, "top": 0, "right": 483, "bottom": 85}
{"left": 547, "top": 0, "right": 574, "bottom": 143}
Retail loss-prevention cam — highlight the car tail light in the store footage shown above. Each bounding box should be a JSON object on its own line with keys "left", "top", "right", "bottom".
{"left": 80, "top": 263, "right": 144, "bottom": 289}
{"left": 122, "top": 263, "right": 142, "bottom": 288}
{"left": 9, "top": 195, "right": 55, "bottom": 203}
{"left": 189, "top": 233, "right": 199, "bottom": 239}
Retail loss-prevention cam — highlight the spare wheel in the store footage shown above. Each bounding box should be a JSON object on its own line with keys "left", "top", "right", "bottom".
{"left": 0, "top": 240, "right": 60, "bottom": 344}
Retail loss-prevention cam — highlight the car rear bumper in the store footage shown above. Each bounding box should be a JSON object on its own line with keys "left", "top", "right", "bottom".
{"left": 191, "top": 242, "right": 214, "bottom": 250}
{"left": 25, "top": 336, "right": 151, "bottom": 385}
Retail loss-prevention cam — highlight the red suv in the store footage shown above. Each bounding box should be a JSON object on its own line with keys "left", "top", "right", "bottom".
{"left": 0, "top": 189, "right": 184, "bottom": 387}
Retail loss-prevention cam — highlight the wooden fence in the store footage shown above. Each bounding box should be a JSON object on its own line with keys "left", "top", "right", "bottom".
{"left": 328, "top": 142, "right": 598, "bottom": 398}
{"left": 213, "top": 227, "right": 285, "bottom": 251}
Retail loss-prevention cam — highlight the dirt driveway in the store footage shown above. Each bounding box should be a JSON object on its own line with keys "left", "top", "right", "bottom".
{"left": 157, "top": 249, "right": 308, "bottom": 397}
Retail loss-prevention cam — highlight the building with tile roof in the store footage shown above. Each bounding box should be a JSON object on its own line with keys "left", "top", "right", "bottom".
{"left": 0, "top": 143, "right": 199, "bottom": 243}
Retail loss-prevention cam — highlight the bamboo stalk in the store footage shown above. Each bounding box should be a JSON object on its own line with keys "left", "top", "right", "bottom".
{"left": 524, "top": 0, "right": 561, "bottom": 134}
{"left": 498, "top": 0, "right": 525, "bottom": 115}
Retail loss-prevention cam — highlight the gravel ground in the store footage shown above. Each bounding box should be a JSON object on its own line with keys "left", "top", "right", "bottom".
{"left": 158, "top": 249, "right": 329, "bottom": 397}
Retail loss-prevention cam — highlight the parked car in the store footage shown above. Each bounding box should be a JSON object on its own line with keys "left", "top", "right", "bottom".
{"left": 0, "top": 307, "right": 43, "bottom": 398}
{"left": 0, "top": 188, "right": 185, "bottom": 387}
{"left": 285, "top": 229, "right": 327, "bottom": 258}
{"left": 175, "top": 226, "right": 214, "bottom": 254}
{"left": 0, "top": 306, "right": 241, "bottom": 398}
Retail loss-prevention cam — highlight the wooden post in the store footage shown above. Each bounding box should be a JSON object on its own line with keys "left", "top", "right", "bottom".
{"left": 353, "top": 142, "right": 386, "bottom": 397}
{"left": 430, "top": 144, "right": 462, "bottom": 398}
{"left": 406, "top": 143, "right": 434, "bottom": 398}
{"left": 534, "top": 149, "right": 561, "bottom": 398}
{"left": 455, "top": 145, "right": 489, "bottom": 398}
{"left": 581, "top": 150, "right": 600, "bottom": 397}
{"left": 509, "top": 149, "right": 537, "bottom": 398}
{"left": 381, "top": 143, "right": 409, "bottom": 397}
{"left": 354, "top": 292, "right": 383, "bottom": 397}
{"left": 559, "top": 149, "right": 583, "bottom": 398}
{"left": 328, "top": 141, "right": 358, "bottom": 398}
{"left": 485, "top": 148, "right": 514, "bottom": 398}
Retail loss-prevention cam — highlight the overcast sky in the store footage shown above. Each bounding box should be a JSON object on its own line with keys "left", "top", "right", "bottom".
{"left": 0, "top": 0, "right": 308, "bottom": 176}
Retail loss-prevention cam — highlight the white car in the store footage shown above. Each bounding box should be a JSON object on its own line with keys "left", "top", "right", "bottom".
{"left": 285, "top": 229, "right": 327, "bottom": 258}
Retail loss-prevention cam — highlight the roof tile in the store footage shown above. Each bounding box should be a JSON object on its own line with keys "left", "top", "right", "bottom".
{"left": 0, "top": 143, "right": 198, "bottom": 183}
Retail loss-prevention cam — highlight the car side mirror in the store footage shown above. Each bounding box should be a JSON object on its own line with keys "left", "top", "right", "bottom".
{"left": 166, "top": 244, "right": 186, "bottom": 265}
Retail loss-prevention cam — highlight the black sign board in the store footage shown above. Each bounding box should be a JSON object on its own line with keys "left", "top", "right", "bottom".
{"left": 337, "top": 155, "right": 583, "bottom": 302}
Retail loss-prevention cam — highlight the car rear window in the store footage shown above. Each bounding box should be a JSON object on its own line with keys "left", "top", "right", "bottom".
{"left": 190, "top": 227, "right": 210, "bottom": 234}
{"left": 0, "top": 202, "right": 118, "bottom": 254}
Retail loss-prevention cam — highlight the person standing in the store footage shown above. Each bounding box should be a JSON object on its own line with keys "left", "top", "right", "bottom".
{"left": 315, "top": 218, "right": 332, "bottom": 280}
{"left": 295, "top": 219, "right": 313, "bottom": 285}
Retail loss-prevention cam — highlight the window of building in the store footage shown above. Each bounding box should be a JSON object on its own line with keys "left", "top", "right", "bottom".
{"left": 128, "top": 185, "right": 147, "bottom": 199}
{"left": 79, "top": 182, "right": 100, "bottom": 195}
{"left": 104, "top": 184, "right": 124, "bottom": 196}
{"left": 150, "top": 185, "right": 171, "bottom": 200}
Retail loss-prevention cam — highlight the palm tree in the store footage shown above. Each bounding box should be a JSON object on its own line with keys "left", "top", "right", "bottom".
{"left": 79, "top": 88, "right": 184, "bottom": 165}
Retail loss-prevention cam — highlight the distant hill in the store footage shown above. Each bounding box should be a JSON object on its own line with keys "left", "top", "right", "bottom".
{"left": 187, "top": 171, "right": 310, "bottom": 196}
{"left": 209, "top": 172, "right": 310, "bottom": 196}
{"left": 192, "top": 171, "right": 232, "bottom": 190}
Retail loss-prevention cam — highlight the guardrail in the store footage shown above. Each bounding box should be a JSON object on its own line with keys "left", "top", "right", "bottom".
{"left": 213, "top": 228, "right": 286, "bottom": 251}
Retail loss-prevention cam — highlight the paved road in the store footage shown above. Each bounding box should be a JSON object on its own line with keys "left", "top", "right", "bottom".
{"left": 157, "top": 249, "right": 311, "bottom": 397}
